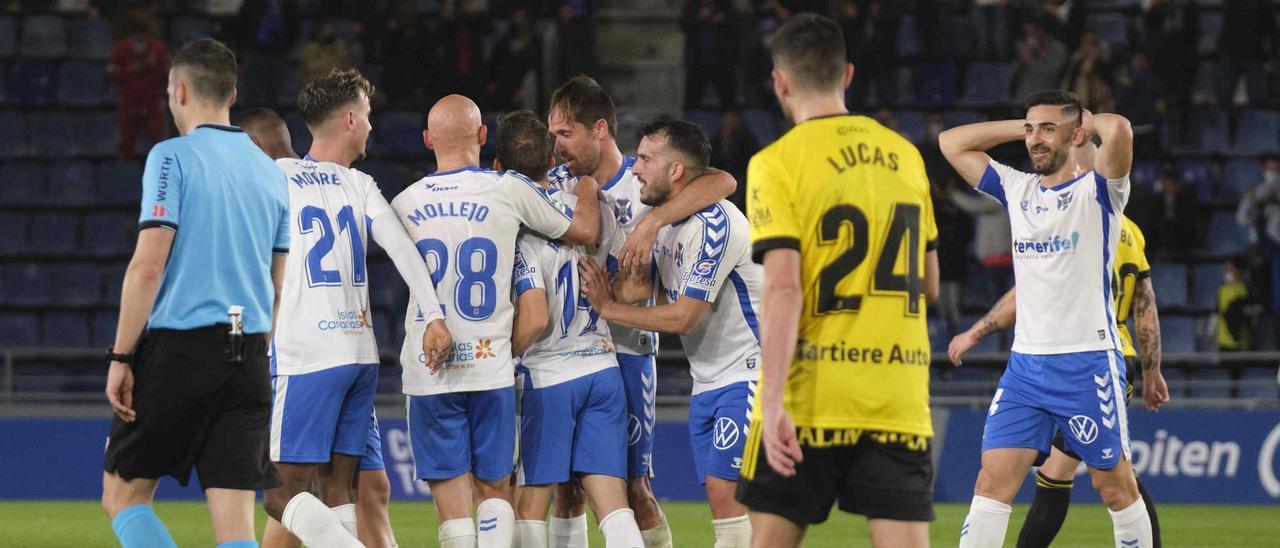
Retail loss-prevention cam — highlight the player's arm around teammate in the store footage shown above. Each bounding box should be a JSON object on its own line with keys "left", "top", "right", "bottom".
{"left": 617, "top": 167, "right": 738, "bottom": 269}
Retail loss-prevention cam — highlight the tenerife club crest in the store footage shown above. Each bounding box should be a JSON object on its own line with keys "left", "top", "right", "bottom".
{"left": 614, "top": 198, "right": 634, "bottom": 226}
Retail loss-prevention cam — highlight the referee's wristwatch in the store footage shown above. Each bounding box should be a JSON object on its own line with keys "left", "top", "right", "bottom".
{"left": 105, "top": 346, "right": 133, "bottom": 365}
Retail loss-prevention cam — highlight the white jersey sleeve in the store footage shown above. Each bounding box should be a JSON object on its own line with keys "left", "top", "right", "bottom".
{"left": 501, "top": 171, "right": 573, "bottom": 240}
{"left": 272, "top": 158, "right": 381, "bottom": 375}
{"left": 655, "top": 201, "right": 761, "bottom": 395}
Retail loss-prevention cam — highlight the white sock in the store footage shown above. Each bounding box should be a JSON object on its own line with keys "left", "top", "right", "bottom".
{"left": 331, "top": 503, "right": 358, "bottom": 538}
{"left": 958, "top": 495, "right": 1011, "bottom": 548}
{"left": 548, "top": 515, "right": 588, "bottom": 548}
{"left": 280, "top": 492, "right": 363, "bottom": 548}
{"left": 439, "top": 517, "right": 477, "bottom": 548}
{"left": 639, "top": 515, "right": 673, "bottom": 548}
{"left": 477, "top": 498, "right": 516, "bottom": 548}
{"left": 515, "top": 519, "right": 547, "bottom": 548}
{"left": 711, "top": 515, "right": 751, "bottom": 548}
{"left": 599, "top": 508, "right": 644, "bottom": 548}
{"left": 1110, "top": 496, "right": 1154, "bottom": 548}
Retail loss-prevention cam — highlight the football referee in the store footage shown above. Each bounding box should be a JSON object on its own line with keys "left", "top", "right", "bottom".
{"left": 737, "top": 14, "right": 940, "bottom": 548}
{"left": 101, "top": 39, "right": 290, "bottom": 548}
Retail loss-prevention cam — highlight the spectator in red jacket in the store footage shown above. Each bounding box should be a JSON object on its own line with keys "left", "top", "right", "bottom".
{"left": 107, "top": 21, "right": 170, "bottom": 160}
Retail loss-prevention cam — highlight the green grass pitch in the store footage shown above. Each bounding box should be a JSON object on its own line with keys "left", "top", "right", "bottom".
{"left": 0, "top": 501, "right": 1275, "bottom": 546}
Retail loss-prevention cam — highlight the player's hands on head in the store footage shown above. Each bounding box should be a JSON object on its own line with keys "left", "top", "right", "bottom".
{"left": 620, "top": 215, "right": 659, "bottom": 270}
{"left": 422, "top": 319, "right": 452, "bottom": 374}
{"left": 577, "top": 256, "right": 614, "bottom": 311}
{"left": 105, "top": 362, "right": 136, "bottom": 422}
{"left": 762, "top": 405, "right": 804, "bottom": 477}
{"left": 947, "top": 332, "right": 978, "bottom": 366}
{"left": 1142, "top": 369, "right": 1170, "bottom": 412}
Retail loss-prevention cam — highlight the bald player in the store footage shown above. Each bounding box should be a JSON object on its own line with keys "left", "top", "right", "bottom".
{"left": 391, "top": 94, "right": 601, "bottom": 548}
{"left": 241, "top": 105, "right": 406, "bottom": 548}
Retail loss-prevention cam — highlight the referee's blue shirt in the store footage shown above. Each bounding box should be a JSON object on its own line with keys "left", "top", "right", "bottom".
{"left": 138, "top": 124, "right": 290, "bottom": 334}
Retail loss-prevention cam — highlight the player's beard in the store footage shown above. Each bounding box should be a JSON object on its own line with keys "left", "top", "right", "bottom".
{"left": 564, "top": 150, "right": 599, "bottom": 178}
{"left": 639, "top": 176, "right": 671, "bottom": 207}
{"left": 1029, "top": 144, "right": 1067, "bottom": 175}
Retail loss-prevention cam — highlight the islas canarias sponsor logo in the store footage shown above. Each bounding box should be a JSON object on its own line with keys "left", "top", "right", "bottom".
{"left": 1013, "top": 231, "right": 1079, "bottom": 257}
{"left": 317, "top": 308, "right": 370, "bottom": 334}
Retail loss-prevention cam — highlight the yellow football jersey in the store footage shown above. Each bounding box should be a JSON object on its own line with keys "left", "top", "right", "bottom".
{"left": 1113, "top": 216, "right": 1150, "bottom": 358}
{"left": 746, "top": 114, "right": 937, "bottom": 436}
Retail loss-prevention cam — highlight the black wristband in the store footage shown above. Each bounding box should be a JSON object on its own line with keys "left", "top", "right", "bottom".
{"left": 106, "top": 346, "right": 133, "bottom": 364}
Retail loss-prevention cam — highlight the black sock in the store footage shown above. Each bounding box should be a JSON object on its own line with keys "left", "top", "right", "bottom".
{"left": 1136, "top": 475, "right": 1162, "bottom": 548}
{"left": 1015, "top": 471, "right": 1073, "bottom": 548}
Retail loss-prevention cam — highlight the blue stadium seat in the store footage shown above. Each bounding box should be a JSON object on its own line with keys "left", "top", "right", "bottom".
{"left": 41, "top": 311, "right": 90, "bottom": 348}
{"left": 1130, "top": 160, "right": 1160, "bottom": 191}
{"left": 0, "top": 312, "right": 38, "bottom": 347}
{"left": 914, "top": 62, "right": 958, "bottom": 107}
{"left": 742, "top": 109, "right": 778, "bottom": 146}
{"left": 0, "top": 212, "right": 27, "bottom": 255}
{"left": 376, "top": 111, "right": 424, "bottom": 157}
{"left": 96, "top": 160, "right": 143, "bottom": 205}
{"left": 896, "top": 16, "right": 922, "bottom": 57}
{"left": 1187, "top": 368, "right": 1232, "bottom": 398}
{"left": 168, "top": 16, "right": 213, "bottom": 51}
{"left": 76, "top": 111, "right": 118, "bottom": 157}
{"left": 1191, "top": 108, "right": 1229, "bottom": 153}
{"left": 48, "top": 161, "right": 95, "bottom": 205}
{"left": 67, "top": 17, "right": 112, "bottom": 60}
{"left": 895, "top": 110, "right": 926, "bottom": 144}
{"left": 1190, "top": 263, "right": 1224, "bottom": 308}
{"left": 1198, "top": 10, "right": 1223, "bottom": 55}
{"left": 367, "top": 260, "right": 402, "bottom": 309}
{"left": 20, "top": 15, "right": 67, "bottom": 58}
{"left": 4, "top": 263, "right": 51, "bottom": 306}
{"left": 1220, "top": 158, "right": 1263, "bottom": 201}
{"left": 374, "top": 311, "right": 392, "bottom": 354}
{"left": 1205, "top": 212, "right": 1248, "bottom": 256}
{"left": 1150, "top": 263, "right": 1189, "bottom": 307}
{"left": 8, "top": 61, "right": 54, "bottom": 106}
{"left": 355, "top": 161, "right": 401, "bottom": 197}
{"left": 1085, "top": 13, "right": 1129, "bottom": 49}
{"left": 28, "top": 212, "right": 78, "bottom": 255}
{"left": 283, "top": 110, "right": 312, "bottom": 156}
{"left": 1239, "top": 368, "right": 1279, "bottom": 399}
{"left": 1159, "top": 316, "right": 1197, "bottom": 352}
{"left": 82, "top": 212, "right": 136, "bottom": 257}
{"left": 1175, "top": 158, "right": 1217, "bottom": 201}
{"left": 0, "top": 112, "right": 26, "bottom": 157}
{"left": 1233, "top": 109, "right": 1280, "bottom": 155}
{"left": 927, "top": 317, "right": 948, "bottom": 352}
{"left": 937, "top": 366, "right": 998, "bottom": 397}
{"left": 960, "top": 62, "right": 1011, "bottom": 106}
{"left": 3, "top": 161, "right": 49, "bottom": 205}
{"left": 92, "top": 311, "right": 116, "bottom": 346}
{"left": 56, "top": 61, "right": 108, "bottom": 106}
{"left": 29, "top": 112, "right": 74, "bottom": 156}
{"left": 0, "top": 16, "right": 14, "bottom": 57}
{"left": 102, "top": 261, "right": 126, "bottom": 304}
{"left": 683, "top": 110, "right": 723, "bottom": 140}
{"left": 52, "top": 261, "right": 100, "bottom": 306}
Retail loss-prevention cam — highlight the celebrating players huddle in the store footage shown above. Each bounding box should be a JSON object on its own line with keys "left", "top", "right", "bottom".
{"left": 100, "top": 11, "right": 1161, "bottom": 548}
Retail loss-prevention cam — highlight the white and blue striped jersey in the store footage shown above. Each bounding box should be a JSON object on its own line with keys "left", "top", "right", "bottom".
{"left": 654, "top": 200, "right": 762, "bottom": 395}
{"left": 391, "top": 167, "right": 575, "bottom": 395}
{"left": 548, "top": 158, "right": 658, "bottom": 357}
{"left": 977, "top": 160, "right": 1130, "bottom": 354}
{"left": 514, "top": 193, "right": 627, "bottom": 389}
{"left": 272, "top": 158, "right": 385, "bottom": 376}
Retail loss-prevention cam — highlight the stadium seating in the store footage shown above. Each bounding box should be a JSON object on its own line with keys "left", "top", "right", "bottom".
{"left": 95, "top": 161, "right": 143, "bottom": 206}
{"left": 56, "top": 62, "right": 108, "bottom": 106}
{"left": 41, "top": 311, "right": 90, "bottom": 348}
{"left": 1198, "top": 10, "right": 1223, "bottom": 55}
{"left": 0, "top": 16, "right": 14, "bottom": 57}
{"left": 1239, "top": 368, "right": 1279, "bottom": 399}
{"left": 75, "top": 111, "right": 118, "bottom": 157}
{"left": 374, "top": 311, "right": 392, "bottom": 355}
{"left": 66, "top": 16, "right": 111, "bottom": 60}
{"left": 4, "top": 263, "right": 52, "bottom": 306}
{"left": 366, "top": 260, "right": 405, "bottom": 310}
{"left": 1190, "top": 262, "right": 1225, "bottom": 309}
{"left": 683, "top": 110, "right": 723, "bottom": 141}
{"left": 1233, "top": 109, "right": 1280, "bottom": 155}
{"left": 1191, "top": 108, "right": 1229, "bottom": 153}
{"left": 8, "top": 61, "right": 54, "bottom": 106}
{"left": 102, "top": 262, "right": 125, "bottom": 304}
{"left": 960, "top": 63, "right": 1011, "bottom": 106}
{"left": 742, "top": 109, "right": 778, "bottom": 145}
{"left": 1159, "top": 316, "right": 1197, "bottom": 352}
{"left": 895, "top": 110, "right": 927, "bottom": 144}
{"left": 283, "top": 110, "right": 313, "bottom": 157}
{"left": 0, "top": 212, "right": 27, "bottom": 255}
{"left": 1151, "top": 263, "right": 1189, "bottom": 308}
{"left": 1130, "top": 159, "right": 1160, "bottom": 191}
{"left": 376, "top": 111, "right": 425, "bottom": 157}
{"left": 92, "top": 311, "right": 116, "bottom": 347}
{"left": 29, "top": 112, "right": 74, "bottom": 156}
{"left": 1, "top": 161, "right": 46, "bottom": 205}
{"left": 1205, "top": 212, "right": 1248, "bottom": 256}
{"left": 168, "top": 16, "right": 213, "bottom": 51}
{"left": 48, "top": 161, "right": 96, "bottom": 206}
{"left": 28, "top": 212, "right": 78, "bottom": 256}
{"left": 81, "top": 212, "right": 136, "bottom": 257}
{"left": 1175, "top": 158, "right": 1217, "bottom": 201}
{"left": 1220, "top": 158, "right": 1263, "bottom": 201}
{"left": 915, "top": 62, "right": 958, "bottom": 107}
{"left": 20, "top": 15, "right": 67, "bottom": 59}
{"left": 896, "top": 16, "right": 922, "bottom": 58}
{"left": 1188, "top": 368, "right": 1233, "bottom": 398}
{"left": 50, "top": 262, "right": 99, "bottom": 307}
{"left": 1085, "top": 12, "right": 1129, "bottom": 49}
{"left": 0, "top": 312, "right": 39, "bottom": 347}
{"left": 942, "top": 110, "right": 984, "bottom": 130}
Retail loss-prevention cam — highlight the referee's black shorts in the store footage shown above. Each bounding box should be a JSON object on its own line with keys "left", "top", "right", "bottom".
{"left": 104, "top": 326, "right": 280, "bottom": 491}
{"left": 1053, "top": 355, "right": 1139, "bottom": 460}
{"left": 736, "top": 426, "right": 935, "bottom": 525}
